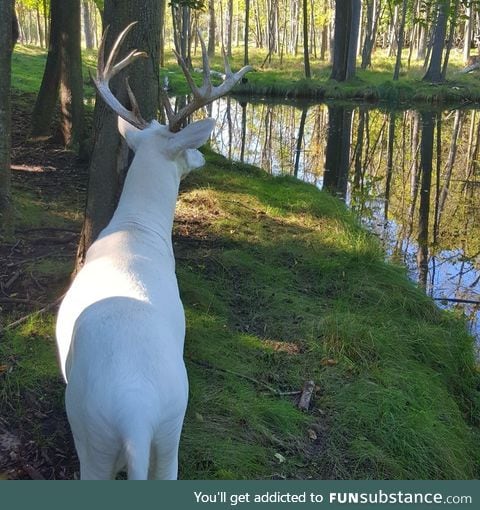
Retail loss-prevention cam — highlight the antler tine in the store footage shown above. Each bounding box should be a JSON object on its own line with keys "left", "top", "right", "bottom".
{"left": 197, "top": 31, "right": 213, "bottom": 95}
{"left": 167, "top": 32, "right": 253, "bottom": 133}
{"left": 126, "top": 77, "right": 147, "bottom": 126}
{"left": 104, "top": 22, "right": 138, "bottom": 76}
{"left": 158, "top": 87, "right": 175, "bottom": 124}
{"left": 93, "top": 22, "right": 149, "bottom": 130}
{"left": 172, "top": 48, "right": 200, "bottom": 98}
{"left": 222, "top": 46, "right": 233, "bottom": 79}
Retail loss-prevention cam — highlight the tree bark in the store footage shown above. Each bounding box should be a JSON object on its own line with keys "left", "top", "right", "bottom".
{"left": 423, "top": 0, "right": 450, "bottom": 83}
{"left": 464, "top": 2, "right": 473, "bottom": 64}
{"left": 0, "top": 0, "right": 14, "bottom": 238}
{"left": 244, "top": 0, "right": 250, "bottom": 65}
{"left": 393, "top": 0, "right": 408, "bottom": 80}
{"left": 441, "top": 0, "right": 460, "bottom": 79}
{"left": 31, "top": 0, "right": 84, "bottom": 149}
{"left": 208, "top": 0, "right": 215, "bottom": 57}
{"left": 330, "top": 0, "right": 360, "bottom": 81}
{"left": 83, "top": 0, "right": 94, "bottom": 49}
{"left": 227, "top": 0, "right": 233, "bottom": 57}
{"left": 302, "top": 0, "right": 311, "bottom": 78}
{"left": 76, "top": 0, "right": 161, "bottom": 268}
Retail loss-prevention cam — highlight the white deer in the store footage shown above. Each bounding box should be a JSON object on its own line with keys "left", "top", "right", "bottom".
{"left": 55, "top": 23, "right": 251, "bottom": 480}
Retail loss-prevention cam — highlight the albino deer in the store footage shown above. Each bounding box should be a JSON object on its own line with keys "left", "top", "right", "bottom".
{"left": 55, "top": 23, "right": 251, "bottom": 480}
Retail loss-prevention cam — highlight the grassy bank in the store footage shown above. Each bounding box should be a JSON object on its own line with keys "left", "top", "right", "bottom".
{"left": 11, "top": 44, "right": 480, "bottom": 108}
{"left": 2, "top": 130, "right": 479, "bottom": 478}
{"left": 163, "top": 47, "right": 480, "bottom": 106}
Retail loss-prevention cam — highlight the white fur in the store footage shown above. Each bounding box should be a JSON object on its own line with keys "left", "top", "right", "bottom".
{"left": 56, "top": 117, "right": 215, "bottom": 480}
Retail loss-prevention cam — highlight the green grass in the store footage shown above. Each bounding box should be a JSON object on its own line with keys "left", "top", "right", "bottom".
{"left": 12, "top": 44, "right": 480, "bottom": 106}
{"left": 4, "top": 150, "right": 478, "bottom": 479}
{"left": 162, "top": 46, "right": 480, "bottom": 106}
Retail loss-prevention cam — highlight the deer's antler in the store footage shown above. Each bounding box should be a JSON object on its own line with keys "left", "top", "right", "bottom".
{"left": 160, "top": 31, "right": 253, "bottom": 132}
{"left": 92, "top": 22, "right": 149, "bottom": 130}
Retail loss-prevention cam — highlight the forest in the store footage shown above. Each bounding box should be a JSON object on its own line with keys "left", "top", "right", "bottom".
{"left": 0, "top": 0, "right": 480, "bottom": 482}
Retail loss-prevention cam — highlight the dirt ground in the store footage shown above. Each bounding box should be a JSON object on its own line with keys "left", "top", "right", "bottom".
{"left": 0, "top": 93, "right": 88, "bottom": 479}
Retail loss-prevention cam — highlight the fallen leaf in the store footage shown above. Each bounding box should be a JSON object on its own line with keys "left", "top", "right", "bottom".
{"left": 307, "top": 429, "right": 317, "bottom": 440}
{"left": 274, "top": 453, "right": 285, "bottom": 463}
{"left": 321, "top": 358, "right": 338, "bottom": 366}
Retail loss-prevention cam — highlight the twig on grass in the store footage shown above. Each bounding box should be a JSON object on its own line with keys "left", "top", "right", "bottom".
{"left": 2, "top": 295, "right": 64, "bottom": 333}
{"left": 188, "top": 358, "right": 301, "bottom": 397}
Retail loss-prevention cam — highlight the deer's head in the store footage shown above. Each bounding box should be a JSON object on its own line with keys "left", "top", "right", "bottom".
{"left": 92, "top": 23, "right": 252, "bottom": 179}
{"left": 117, "top": 117, "right": 215, "bottom": 180}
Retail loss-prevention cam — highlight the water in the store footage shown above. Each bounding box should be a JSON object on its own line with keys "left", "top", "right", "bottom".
{"left": 184, "top": 97, "right": 480, "bottom": 346}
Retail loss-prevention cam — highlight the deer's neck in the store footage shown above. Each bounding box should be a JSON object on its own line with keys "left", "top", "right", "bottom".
{"left": 108, "top": 149, "right": 181, "bottom": 251}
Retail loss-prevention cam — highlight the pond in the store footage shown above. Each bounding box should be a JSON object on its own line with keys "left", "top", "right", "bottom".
{"left": 185, "top": 96, "right": 480, "bottom": 348}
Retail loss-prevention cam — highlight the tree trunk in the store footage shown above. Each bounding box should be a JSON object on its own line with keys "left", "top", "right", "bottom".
{"left": 227, "top": 0, "right": 233, "bottom": 57}
{"left": 464, "top": 2, "right": 473, "bottom": 64}
{"left": 244, "top": 0, "right": 250, "bottom": 65}
{"left": 302, "top": 0, "right": 311, "bottom": 78}
{"left": 423, "top": 0, "right": 450, "bottom": 83}
{"left": 59, "top": 0, "right": 84, "bottom": 147}
{"left": 331, "top": 0, "right": 360, "bottom": 81}
{"left": 416, "top": 1, "right": 428, "bottom": 60}
{"left": 393, "top": 0, "right": 408, "bottom": 80}
{"left": 83, "top": 0, "right": 94, "bottom": 49}
{"left": 12, "top": 1, "right": 19, "bottom": 48}
{"left": 36, "top": 5, "right": 44, "bottom": 47}
{"left": 159, "top": 0, "right": 166, "bottom": 66}
{"left": 361, "top": 0, "right": 375, "bottom": 69}
{"left": 0, "top": 0, "right": 14, "bottom": 238}
{"left": 442, "top": 0, "right": 460, "bottom": 79}
{"left": 31, "top": 0, "right": 84, "bottom": 149}
{"left": 208, "top": 0, "right": 215, "bottom": 57}
{"left": 76, "top": 0, "right": 161, "bottom": 268}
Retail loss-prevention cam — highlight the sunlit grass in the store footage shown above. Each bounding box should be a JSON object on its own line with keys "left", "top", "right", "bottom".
{"left": 12, "top": 43, "right": 480, "bottom": 105}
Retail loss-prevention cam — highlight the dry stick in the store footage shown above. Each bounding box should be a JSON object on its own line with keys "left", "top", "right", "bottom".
{"left": 297, "top": 379, "right": 315, "bottom": 411}
{"left": 2, "top": 295, "right": 64, "bottom": 332}
{"left": 432, "top": 297, "right": 480, "bottom": 305}
{"left": 188, "top": 358, "right": 301, "bottom": 397}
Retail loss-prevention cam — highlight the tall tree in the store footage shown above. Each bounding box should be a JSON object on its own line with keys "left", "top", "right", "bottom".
{"left": 76, "top": 0, "right": 161, "bottom": 267}
{"left": 441, "top": 0, "right": 460, "bottom": 79}
{"left": 82, "top": 0, "right": 95, "bottom": 49}
{"left": 208, "top": 0, "right": 215, "bottom": 57}
{"left": 226, "top": 0, "right": 233, "bottom": 57}
{"left": 423, "top": 0, "right": 450, "bottom": 83}
{"left": 330, "top": 0, "right": 361, "bottom": 81}
{"left": 361, "top": 0, "right": 381, "bottom": 69}
{"left": 393, "top": 0, "right": 408, "bottom": 80}
{"left": 0, "top": 0, "right": 14, "bottom": 238}
{"left": 463, "top": 1, "right": 473, "bottom": 64}
{"left": 302, "top": 0, "right": 311, "bottom": 78}
{"left": 30, "top": 0, "right": 84, "bottom": 148}
{"left": 244, "top": 0, "right": 250, "bottom": 65}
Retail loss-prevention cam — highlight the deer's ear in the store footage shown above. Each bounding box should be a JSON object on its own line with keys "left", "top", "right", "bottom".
{"left": 118, "top": 116, "right": 142, "bottom": 151}
{"left": 171, "top": 118, "right": 215, "bottom": 153}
